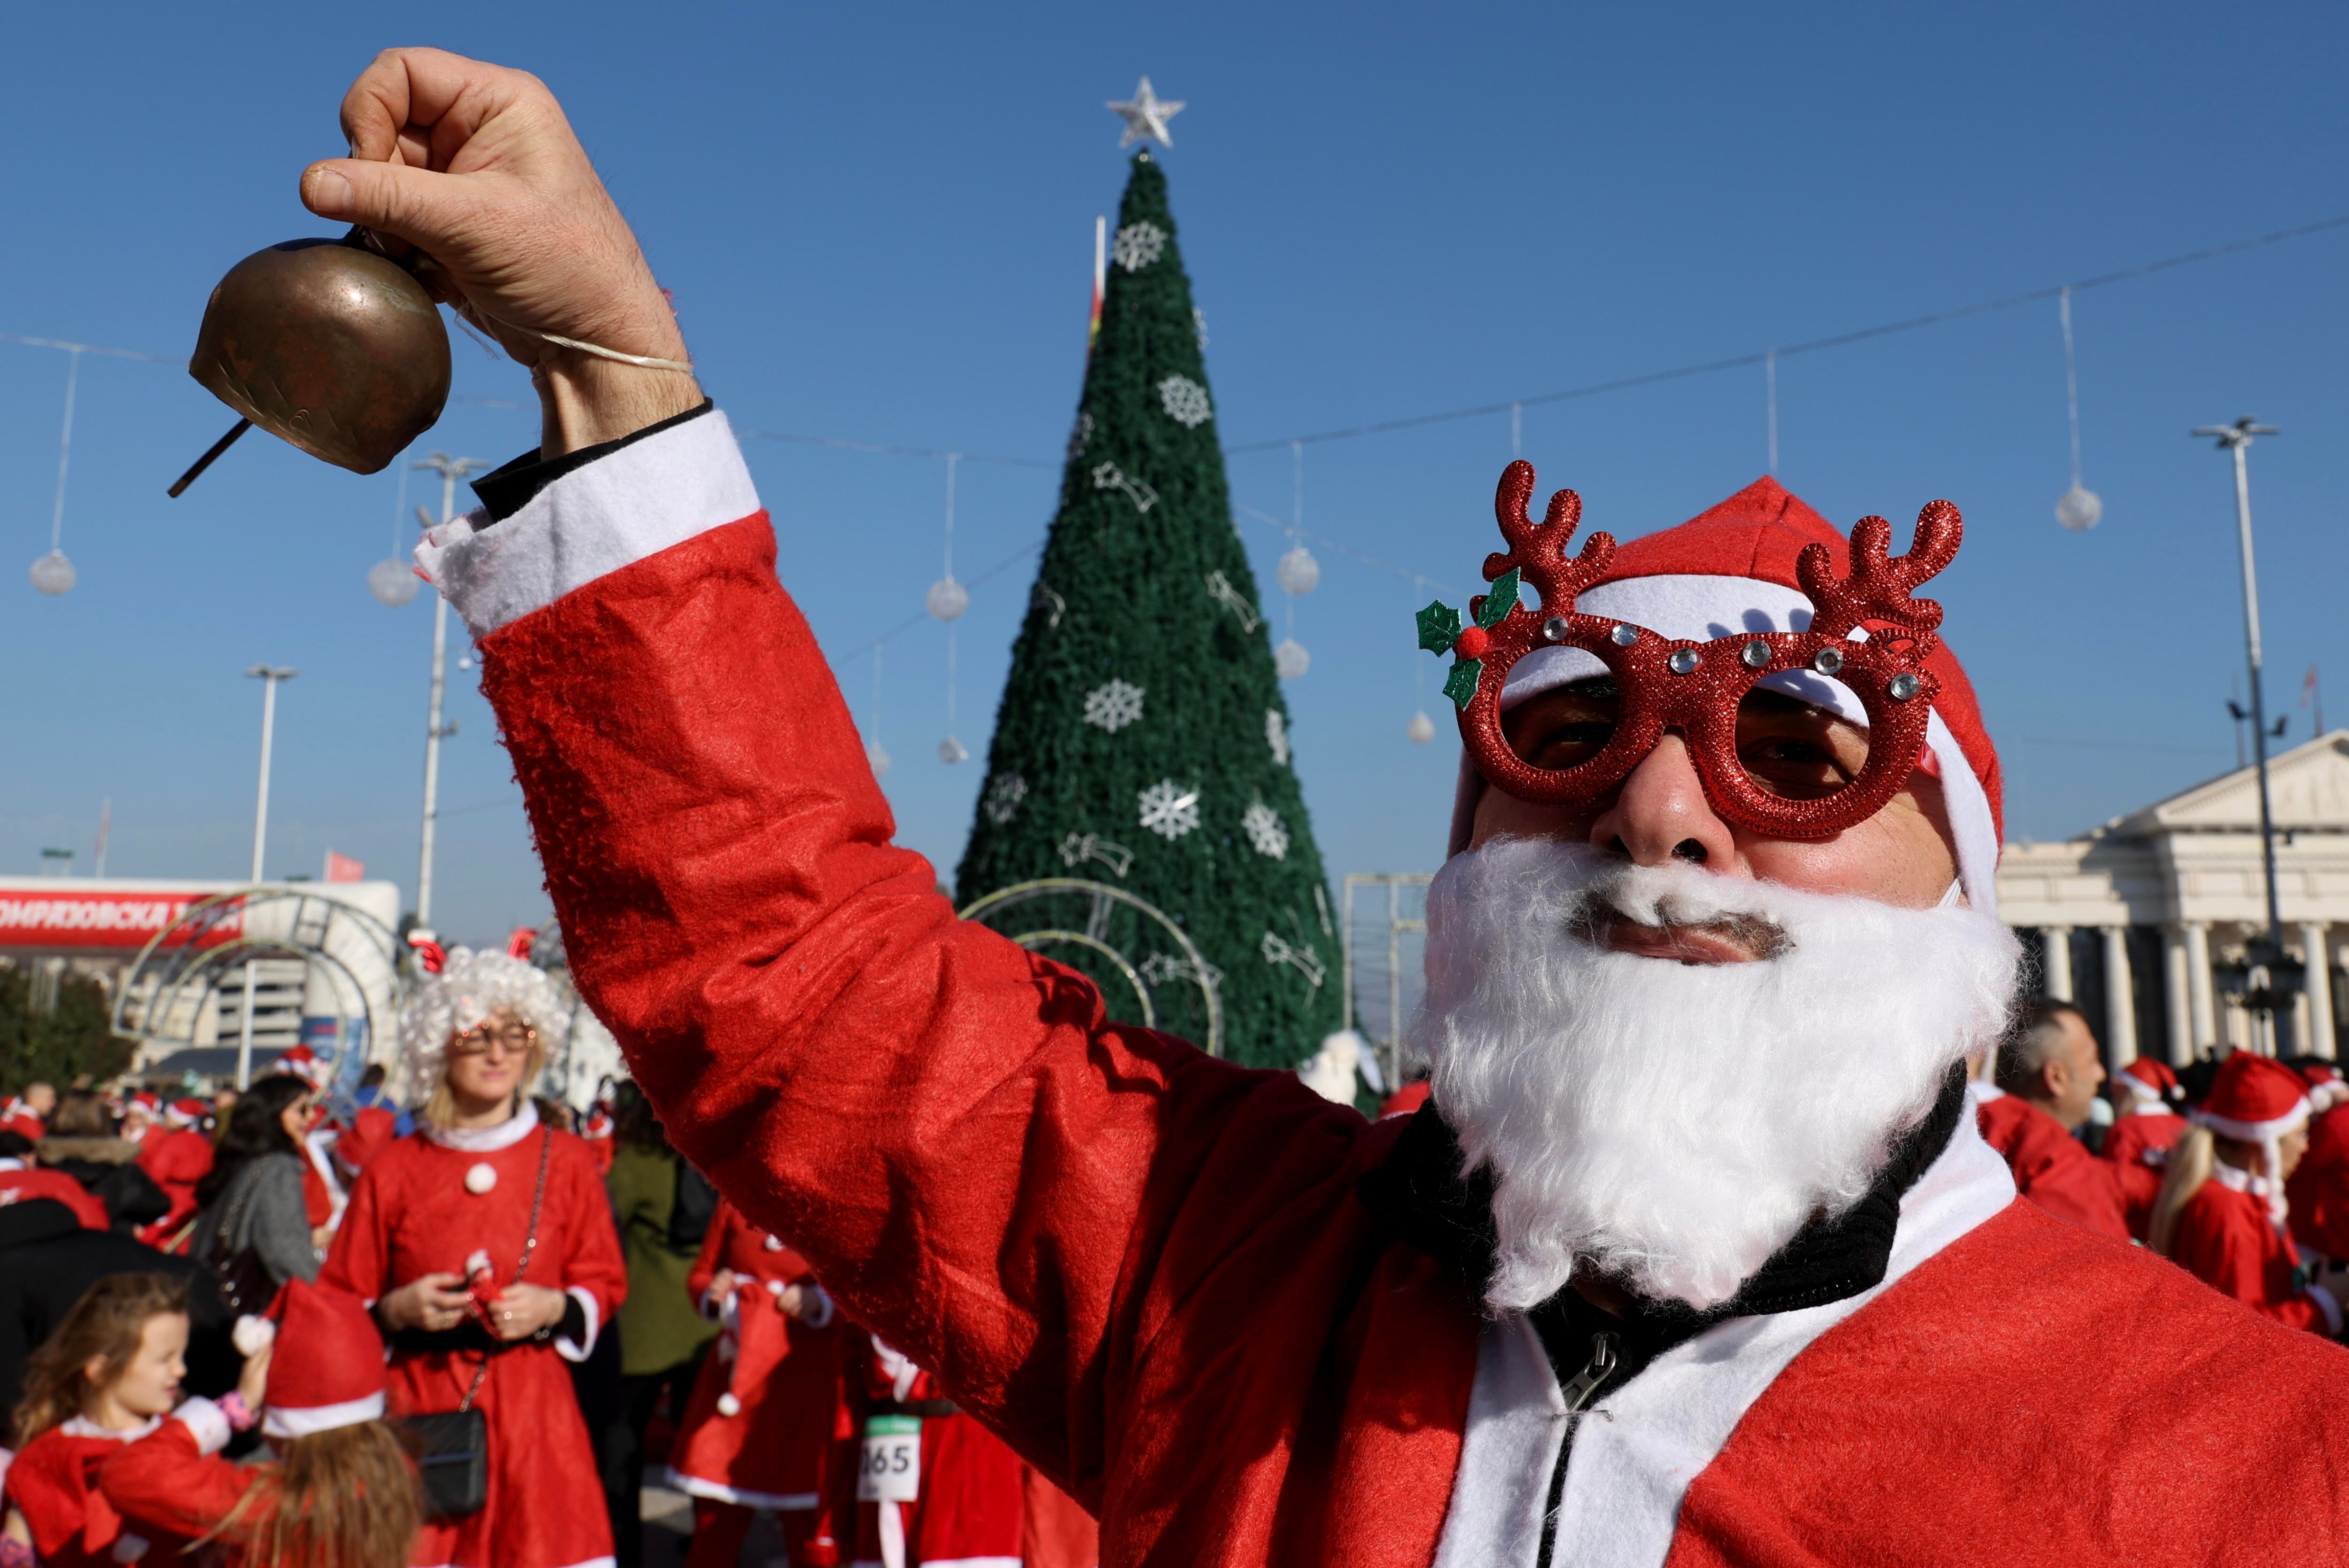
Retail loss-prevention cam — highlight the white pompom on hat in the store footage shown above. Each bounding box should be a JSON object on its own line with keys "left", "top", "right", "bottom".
{"left": 399, "top": 945, "right": 573, "bottom": 1087}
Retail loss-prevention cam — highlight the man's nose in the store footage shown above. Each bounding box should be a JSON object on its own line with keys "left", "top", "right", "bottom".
{"left": 1587, "top": 732, "right": 1742, "bottom": 869}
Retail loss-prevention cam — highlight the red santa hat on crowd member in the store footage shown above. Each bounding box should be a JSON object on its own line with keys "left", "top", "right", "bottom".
{"left": 236, "top": 1278, "right": 389, "bottom": 1439}
{"left": 165, "top": 1097, "right": 207, "bottom": 1129}
{"left": 273, "top": 1044, "right": 329, "bottom": 1089}
{"left": 2301, "top": 1061, "right": 2349, "bottom": 1112}
{"left": 1447, "top": 477, "right": 2004, "bottom": 916}
{"left": 2192, "top": 1053, "right": 2313, "bottom": 1222}
{"left": 2115, "top": 1057, "right": 2182, "bottom": 1111}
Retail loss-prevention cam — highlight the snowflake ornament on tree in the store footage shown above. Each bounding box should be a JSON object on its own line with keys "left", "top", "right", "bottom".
{"left": 1157, "top": 375, "right": 1213, "bottom": 429}
{"left": 1112, "top": 221, "right": 1167, "bottom": 272}
{"left": 982, "top": 773, "right": 1028, "bottom": 824}
{"left": 1241, "top": 801, "right": 1290, "bottom": 860}
{"left": 1084, "top": 679, "right": 1146, "bottom": 733}
{"left": 1138, "top": 779, "right": 1201, "bottom": 840}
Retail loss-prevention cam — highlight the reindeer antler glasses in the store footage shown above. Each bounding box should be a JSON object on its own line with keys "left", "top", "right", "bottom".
{"left": 1418, "top": 462, "right": 1962, "bottom": 842}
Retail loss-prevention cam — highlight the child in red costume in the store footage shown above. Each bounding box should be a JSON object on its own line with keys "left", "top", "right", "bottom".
{"left": 2, "top": 1275, "right": 211, "bottom": 1568}
{"left": 2152, "top": 1052, "right": 2346, "bottom": 1335}
{"left": 849, "top": 1337, "right": 1025, "bottom": 1568}
{"left": 667, "top": 1198, "right": 852, "bottom": 1567}
{"left": 99, "top": 1278, "right": 420, "bottom": 1568}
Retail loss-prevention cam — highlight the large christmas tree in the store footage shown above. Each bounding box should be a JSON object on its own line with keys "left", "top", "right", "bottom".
{"left": 955, "top": 151, "right": 1342, "bottom": 1071}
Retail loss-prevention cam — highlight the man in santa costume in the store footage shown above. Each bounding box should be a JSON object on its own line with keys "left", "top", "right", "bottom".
{"left": 312, "top": 47, "right": 2349, "bottom": 1567}
{"left": 1973, "top": 999, "right": 2129, "bottom": 1240}
{"left": 2101, "top": 1056, "right": 2190, "bottom": 1240}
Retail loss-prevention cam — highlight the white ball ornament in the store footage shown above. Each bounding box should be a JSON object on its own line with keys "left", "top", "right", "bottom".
{"left": 926, "top": 576, "right": 969, "bottom": 621}
{"left": 29, "top": 549, "right": 75, "bottom": 596}
{"left": 938, "top": 736, "right": 968, "bottom": 765}
{"left": 369, "top": 558, "right": 420, "bottom": 606}
{"left": 716, "top": 1392, "right": 742, "bottom": 1417}
{"left": 465, "top": 1162, "right": 498, "bottom": 1195}
{"left": 865, "top": 740, "right": 892, "bottom": 777}
{"left": 1274, "top": 638, "right": 1310, "bottom": 679}
{"left": 1407, "top": 710, "right": 1436, "bottom": 745}
{"left": 2055, "top": 485, "right": 2102, "bottom": 532}
{"left": 762, "top": 1234, "right": 784, "bottom": 1251}
{"left": 1275, "top": 544, "right": 1321, "bottom": 597}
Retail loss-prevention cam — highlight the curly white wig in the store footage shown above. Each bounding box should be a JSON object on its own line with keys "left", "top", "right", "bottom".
{"left": 400, "top": 946, "right": 573, "bottom": 1087}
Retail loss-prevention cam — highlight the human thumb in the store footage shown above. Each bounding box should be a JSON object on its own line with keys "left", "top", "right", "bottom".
{"left": 300, "top": 157, "right": 477, "bottom": 257}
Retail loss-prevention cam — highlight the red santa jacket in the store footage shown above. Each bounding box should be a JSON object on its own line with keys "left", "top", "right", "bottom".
{"left": 2288, "top": 1102, "right": 2349, "bottom": 1260}
{"left": 97, "top": 1398, "right": 301, "bottom": 1568}
{"left": 1972, "top": 1087, "right": 2130, "bottom": 1241}
{"left": 0, "top": 1157, "right": 106, "bottom": 1229}
{"left": 4, "top": 1415, "right": 201, "bottom": 1568}
{"left": 2099, "top": 1105, "right": 2187, "bottom": 1242}
{"left": 420, "top": 408, "right": 2349, "bottom": 1567}
{"left": 2169, "top": 1166, "right": 2341, "bottom": 1334}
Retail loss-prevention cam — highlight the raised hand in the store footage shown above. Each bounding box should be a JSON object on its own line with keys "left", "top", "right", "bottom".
{"left": 300, "top": 48, "right": 702, "bottom": 453}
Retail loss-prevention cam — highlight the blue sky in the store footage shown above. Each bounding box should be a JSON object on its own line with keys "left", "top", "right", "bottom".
{"left": 5, "top": 0, "right": 2346, "bottom": 945}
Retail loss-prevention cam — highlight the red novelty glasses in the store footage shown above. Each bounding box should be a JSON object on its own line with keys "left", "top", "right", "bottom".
{"left": 1420, "top": 463, "right": 1960, "bottom": 843}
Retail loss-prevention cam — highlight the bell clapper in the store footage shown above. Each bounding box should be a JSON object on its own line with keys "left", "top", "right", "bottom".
{"left": 166, "top": 418, "right": 253, "bottom": 498}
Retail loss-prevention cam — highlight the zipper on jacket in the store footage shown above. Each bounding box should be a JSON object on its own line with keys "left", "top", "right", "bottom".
{"left": 1535, "top": 1331, "right": 1620, "bottom": 1568}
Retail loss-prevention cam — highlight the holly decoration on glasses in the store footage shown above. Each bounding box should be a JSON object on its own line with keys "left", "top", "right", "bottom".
{"left": 1416, "top": 567, "right": 1522, "bottom": 709}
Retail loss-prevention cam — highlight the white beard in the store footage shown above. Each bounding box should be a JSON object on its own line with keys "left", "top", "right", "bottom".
{"left": 1410, "top": 837, "right": 2020, "bottom": 1312}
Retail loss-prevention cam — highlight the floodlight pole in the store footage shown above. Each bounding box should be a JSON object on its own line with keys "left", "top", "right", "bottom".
{"left": 245, "top": 665, "right": 298, "bottom": 883}
{"left": 2194, "top": 417, "right": 2287, "bottom": 1046}
{"left": 412, "top": 454, "right": 486, "bottom": 928}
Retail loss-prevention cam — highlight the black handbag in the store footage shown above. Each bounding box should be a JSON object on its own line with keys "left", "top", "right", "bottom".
{"left": 398, "top": 1128, "right": 553, "bottom": 1521}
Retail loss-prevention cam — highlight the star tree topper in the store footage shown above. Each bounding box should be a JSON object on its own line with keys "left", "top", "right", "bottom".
{"left": 1108, "top": 77, "right": 1185, "bottom": 148}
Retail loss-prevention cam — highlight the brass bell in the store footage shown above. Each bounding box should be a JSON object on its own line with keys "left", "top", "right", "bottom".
{"left": 170, "top": 233, "right": 451, "bottom": 495}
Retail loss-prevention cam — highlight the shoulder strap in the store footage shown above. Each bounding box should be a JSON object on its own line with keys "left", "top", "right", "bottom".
{"left": 459, "top": 1128, "right": 557, "bottom": 1416}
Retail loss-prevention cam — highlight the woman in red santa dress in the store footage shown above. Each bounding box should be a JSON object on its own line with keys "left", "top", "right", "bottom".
{"left": 2099, "top": 1057, "right": 2190, "bottom": 1242}
{"left": 665, "top": 1196, "right": 852, "bottom": 1568}
{"left": 2151, "top": 1051, "right": 2346, "bottom": 1335}
{"left": 2286, "top": 1062, "right": 2349, "bottom": 1264}
{"left": 849, "top": 1336, "right": 1023, "bottom": 1568}
{"left": 321, "top": 947, "right": 626, "bottom": 1568}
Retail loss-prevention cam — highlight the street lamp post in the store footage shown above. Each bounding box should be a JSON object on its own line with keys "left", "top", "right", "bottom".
{"left": 241, "top": 663, "right": 296, "bottom": 1088}
{"left": 411, "top": 454, "right": 486, "bottom": 931}
{"left": 2193, "top": 416, "right": 2295, "bottom": 1051}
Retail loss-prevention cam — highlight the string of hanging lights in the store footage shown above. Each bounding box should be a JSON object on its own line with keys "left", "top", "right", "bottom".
{"left": 28, "top": 349, "right": 82, "bottom": 596}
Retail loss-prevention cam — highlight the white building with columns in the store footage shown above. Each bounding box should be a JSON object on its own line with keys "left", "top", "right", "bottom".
{"left": 1996, "top": 731, "right": 2349, "bottom": 1067}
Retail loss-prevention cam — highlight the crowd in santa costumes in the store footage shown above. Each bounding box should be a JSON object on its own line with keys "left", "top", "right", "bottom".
{"left": 321, "top": 945, "right": 626, "bottom": 1568}
{"left": 2289, "top": 1063, "right": 2349, "bottom": 1262}
{"left": 1972, "top": 1000, "right": 2131, "bottom": 1241}
{"left": 664, "top": 1195, "right": 853, "bottom": 1566}
{"left": 130, "top": 1097, "right": 217, "bottom": 1248}
{"left": 339, "top": 49, "right": 2349, "bottom": 1554}
{"left": 2149, "top": 1051, "right": 2347, "bottom": 1332}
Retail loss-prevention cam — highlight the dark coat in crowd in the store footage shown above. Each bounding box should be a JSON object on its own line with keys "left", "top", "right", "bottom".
{"left": 0, "top": 1198, "right": 237, "bottom": 1431}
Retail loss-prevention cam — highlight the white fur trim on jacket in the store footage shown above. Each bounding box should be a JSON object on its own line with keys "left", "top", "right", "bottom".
{"left": 1443, "top": 574, "right": 2000, "bottom": 916}
{"left": 420, "top": 1098, "right": 543, "bottom": 1153}
{"left": 171, "top": 1397, "right": 232, "bottom": 1456}
{"left": 1431, "top": 1106, "right": 2016, "bottom": 1568}
{"left": 556, "top": 1287, "right": 601, "bottom": 1363}
{"left": 660, "top": 1467, "right": 820, "bottom": 1511}
{"left": 416, "top": 408, "right": 759, "bottom": 639}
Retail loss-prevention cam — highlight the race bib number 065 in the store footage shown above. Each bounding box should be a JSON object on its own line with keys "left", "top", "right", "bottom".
{"left": 858, "top": 1415, "right": 922, "bottom": 1502}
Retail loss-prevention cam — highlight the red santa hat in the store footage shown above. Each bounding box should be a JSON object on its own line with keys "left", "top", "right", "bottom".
{"left": 2115, "top": 1057, "right": 2181, "bottom": 1110}
{"left": 165, "top": 1097, "right": 207, "bottom": 1129}
{"left": 241, "top": 1278, "right": 389, "bottom": 1439}
{"left": 1448, "top": 477, "right": 2002, "bottom": 915}
{"left": 273, "top": 1044, "right": 329, "bottom": 1088}
{"left": 2301, "top": 1061, "right": 2349, "bottom": 1112}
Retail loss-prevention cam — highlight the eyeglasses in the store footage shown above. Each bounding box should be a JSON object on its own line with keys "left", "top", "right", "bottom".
{"left": 1418, "top": 462, "right": 1959, "bottom": 843}
{"left": 450, "top": 1023, "right": 537, "bottom": 1058}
